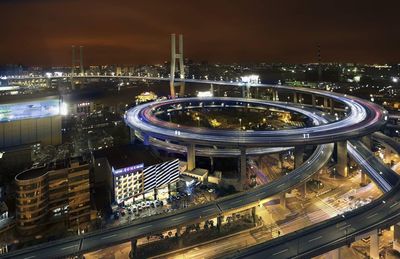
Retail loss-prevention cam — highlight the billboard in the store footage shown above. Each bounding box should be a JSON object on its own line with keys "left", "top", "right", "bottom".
{"left": 0, "top": 99, "right": 60, "bottom": 122}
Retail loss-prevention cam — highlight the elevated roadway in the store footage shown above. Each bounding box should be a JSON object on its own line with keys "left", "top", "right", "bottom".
{"left": 0, "top": 79, "right": 391, "bottom": 259}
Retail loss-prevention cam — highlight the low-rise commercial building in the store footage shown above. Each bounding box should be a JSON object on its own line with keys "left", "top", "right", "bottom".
{"left": 94, "top": 145, "right": 180, "bottom": 205}
{"left": 15, "top": 157, "right": 90, "bottom": 235}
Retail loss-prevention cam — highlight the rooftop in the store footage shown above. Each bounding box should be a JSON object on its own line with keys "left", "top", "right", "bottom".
{"left": 93, "top": 144, "right": 163, "bottom": 170}
{"left": 15, "top": 165, "right": 47, "bottom": 181}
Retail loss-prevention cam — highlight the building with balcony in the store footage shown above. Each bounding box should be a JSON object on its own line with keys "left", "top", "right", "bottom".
{"left": 15, "top": 157, "right": 90, "bottom": 235}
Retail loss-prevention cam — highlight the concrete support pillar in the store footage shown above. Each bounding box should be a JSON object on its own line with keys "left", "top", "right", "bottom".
{"left": 369, "top": 229, "right": 379, "bottom": 259}
{"left": 326, "top": 248, "right": 340, "bottom": 259}
{"left": 293, "top": 92, "right": 298, "bottom": 103}
{"left": 385, "top": 147, "right": 391, "bottom": 162}
{"left": 176, "top": 226, "right": 183, "bottom": 247}
{"left": 311, "top": 94, "right": 316, "bottom": 107}
{"left": 298, "top": 93, "right": 303, "bottom": 103}
{"left": 330, "top": 99, "right": 334, "bottom": 115}
{"left": 279, "top": 192, "right": 286, "bottom": 208}
{"left": 256, "top": 87, "right": 259, "bottom": 99}
{"left": 251, "top": 206, "right": 257, "bottom": 224}
{"left": 129, "top": 239, "right": 137, "bottom": 258}
{"left": 361, "top": 135, "right": 372, "bottom": 150}
{"left": 187, "top": 143, "right": 196, "bottom": 171}
{"left": 210, "top": 84, "right": 214, "bottom": 95}
{"left": 393, "top": 223, "right": 400, "bottom": 252}
{"left": 294, "top": 146, "right": 304, "bottom": 169}
{"left": 242, "top": 85, "right": 246, "bottom": 98}
{"left": 153, "top": 188, "right": 158, "bottom": 200}
{"left": 130, "top": 128, "right": 136, "bottom": 143}
{"left": 246, "top": 85, "right": 251, "bottom": 98}
{"left": 210, "top": 156, "right": 214, "bottom": 172}
{"left": 176, "top": 226, "right": 182, "bottom": 237}
{"left": 239, "top": 147, "right": 247, "bottom": 191}
{"left": 272, "top": 90, "right": 279, "bottom": 101}
{"left": 142, "top": 134, "right": 149, "bottom": 146}
{"left": 336, "top": 141, "right": 348, "bottom": 177}
{"left": 360, "top": 172, "right": 367, "bottom": 186}
{"left": 217, "top": 215, "right": 223, "bottom": 232}
{"left": 324, "top": 97, "right": 329, "bottom": 109}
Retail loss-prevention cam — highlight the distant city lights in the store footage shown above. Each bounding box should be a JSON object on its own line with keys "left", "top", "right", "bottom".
{"left": 197, "top": 91, "right": 213, "bottom": 97}
{"left": 240, "top": 74, "right": 260, "bottom": 84}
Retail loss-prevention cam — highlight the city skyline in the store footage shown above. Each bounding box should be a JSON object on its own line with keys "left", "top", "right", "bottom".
{"left": 2, "top": 0, "right": 400, "bottom": 66}
{"left": 1, "top": 1, "right": 400, "bottom": 258}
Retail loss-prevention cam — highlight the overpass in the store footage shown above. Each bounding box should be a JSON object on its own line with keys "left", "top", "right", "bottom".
{"left": 0, "top": 78, "right": 395, "bottom": 259}
{"left": 230, "top": 136, "right": 400, "bottom": 259}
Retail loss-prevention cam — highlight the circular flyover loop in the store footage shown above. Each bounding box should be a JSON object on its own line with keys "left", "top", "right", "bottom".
{"left": 125, "top": 91, "right": 387, "bottom": 147}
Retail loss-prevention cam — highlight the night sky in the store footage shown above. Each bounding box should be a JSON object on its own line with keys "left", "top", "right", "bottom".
{"left": 1, "top": 0, "right": 400, "bottom": 66}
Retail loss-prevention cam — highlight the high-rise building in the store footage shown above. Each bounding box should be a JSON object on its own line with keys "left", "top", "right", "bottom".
{"left": 15, "top": 157, "right": 91, "bottom": 235}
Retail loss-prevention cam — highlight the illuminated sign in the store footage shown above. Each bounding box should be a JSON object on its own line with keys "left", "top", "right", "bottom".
{"left": 112, "top": 163, "right": 144, "bottom": 175}
{"left": 0, "top": 99, "right": 60, "bottom": 122}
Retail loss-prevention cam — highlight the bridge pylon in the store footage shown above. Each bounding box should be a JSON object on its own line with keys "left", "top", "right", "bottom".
{"left": 71, "top": 45, "right": 84, "bottom": 88}
{"left": 170, "top": 34, "right": 185, "bottom": 98}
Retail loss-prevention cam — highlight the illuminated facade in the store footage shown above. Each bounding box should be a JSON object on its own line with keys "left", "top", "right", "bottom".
{"left": 135, "top": 92, "right": 157, "bottom": 103}
{"left": 112, "top": 159, "right": 180, "bottom": 204}
{"left": 93, "top": 145, "right": 180, "bottom": 204}
{"left": 0, "top": 97, "right": 62, "bottom": 148}
{"left": 15, "top": 158, "right": 90, "bottom": 235}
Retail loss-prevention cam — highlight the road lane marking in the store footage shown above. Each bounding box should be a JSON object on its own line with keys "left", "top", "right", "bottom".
{"left": 23, "top": 257, "right": 36, "bottom": 259}
{"left": 273, "top": 248, "right": 288, "bottom": 256}
{"left": 101, "top": 234, "right": 117, "bottom": 240}
{"left": 203, "top": 208, "right": 215, "bottom": 213}
{"left": 137, "top": 225, "right": 152, "bottom": 230}
{"left": 277, "top": 183, "right": 285, "bottom": 188}
{"left": 366, "top": 213, "right": 378, "bottom": 219}
{"left": 339, "top": 224, "right": 351, "bottom": 230}
{"left": 256, "top": 193, "right": 264, "bottom": 197}
{"left": 172, "top": 216, "right": 185, "bottom": 221}
{"left": 390, "top": 202, "right": 399, "bottom": 208}
{"left": 308, "top": 236, "right": 323, "bottom": 243}
{"left": 61, "top": 245, "right": 78, "bottom": 251}
{"left": 231, "top": 200, "right": 243, "bottom": 205}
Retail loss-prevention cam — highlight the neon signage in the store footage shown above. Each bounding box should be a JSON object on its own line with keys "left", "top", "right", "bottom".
{"left": 112, "top": 163, "right": 144, "bottom": 175}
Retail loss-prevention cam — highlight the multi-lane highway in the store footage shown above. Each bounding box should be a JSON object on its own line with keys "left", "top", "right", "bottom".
{"left": 348, "top": 140, "right": 399, "bottom": 192}
{"left": 228, "top": 183, "right": 400, "bottom": 259}
{"left": 0, "top": 78, "right": 394, "bottom": 259}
